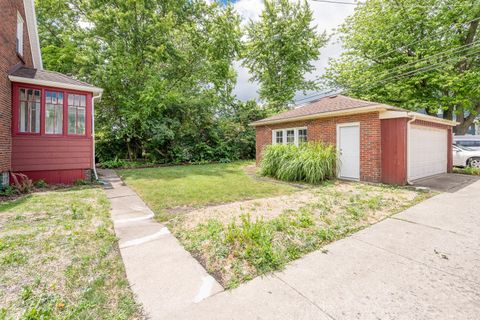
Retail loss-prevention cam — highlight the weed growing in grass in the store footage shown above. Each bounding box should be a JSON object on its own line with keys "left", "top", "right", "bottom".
{"left": 173, "top": 182, "right": 426, "bottom": 289}
{"left": 177, "top": 210, "right": 344, "bottom": 288}
{"left": 454, "top": 166, "right": 480, "bottom": 175}
{"left": 0, "top": 189, "right": 141, "bottom": 319}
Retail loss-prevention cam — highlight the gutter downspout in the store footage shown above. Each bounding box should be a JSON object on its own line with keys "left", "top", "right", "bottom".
{"left": 92, "top": 93, "right": 102, "bottom": 181}
{"left": 406, "top": 113, "right": 416, "bottom": 185}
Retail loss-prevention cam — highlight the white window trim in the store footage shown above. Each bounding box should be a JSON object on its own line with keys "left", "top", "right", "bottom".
{"left": 17, "top": 12, "right": 24, "bottom": 56}
{"left": 272, "top": 127, "right": 307, "bottom": 146}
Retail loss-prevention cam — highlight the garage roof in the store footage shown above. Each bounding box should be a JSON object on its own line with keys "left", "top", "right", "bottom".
{"left": 251, "top": 95, "right": 457, "bottom": 127}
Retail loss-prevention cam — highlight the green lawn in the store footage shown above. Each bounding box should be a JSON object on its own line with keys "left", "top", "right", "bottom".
{"left": 118, "top": 161, "right": 295, "bottom": 221}
{"left": 0, "top": 188, "right": 141, "bottom": 320}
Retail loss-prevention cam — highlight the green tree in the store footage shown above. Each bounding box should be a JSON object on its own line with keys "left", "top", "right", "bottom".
{"left": 324, "top": 0, "right": 480, "bottom": 134}
{"left": 35, "top": 0, "right": 90, "bottom": 76}
{"left": 86, "top": 0, "right": 243, "bottom": 161}
{"left": 243, "top": 0, "right": 327, "bottom": 111}
{"left": 35, "top": 0, "right": 265, "bottom": 163}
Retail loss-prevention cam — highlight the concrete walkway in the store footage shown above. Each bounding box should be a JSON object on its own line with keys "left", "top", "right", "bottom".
{"left": 172, "top": 179, "right": 480, "bottom": 320}
{"left": 99, "top": 169, "right": 223, "bottom": 319}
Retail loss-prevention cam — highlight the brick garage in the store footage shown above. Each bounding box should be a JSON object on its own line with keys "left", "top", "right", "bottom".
{"left": 253, "top": 95, "right": 457, "bottom": 185}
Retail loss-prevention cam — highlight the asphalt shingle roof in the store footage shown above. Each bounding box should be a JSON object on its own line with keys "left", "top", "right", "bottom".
{"left": 10, "top": 67, "right": 99, "bottom": 90}
{"left": 252, "top": 95, "right": 385, "bottom": 125}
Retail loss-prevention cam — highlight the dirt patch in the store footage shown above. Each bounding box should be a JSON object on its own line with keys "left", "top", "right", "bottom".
{"left": 180, "top": 189, "right": 318, "bottom": 229}
{"left": 177, "top": 181, "right": 419, "bottom": 230}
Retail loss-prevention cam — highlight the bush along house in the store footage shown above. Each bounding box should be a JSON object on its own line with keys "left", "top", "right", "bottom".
{"left": 252, "top": 95, "right": 458, "bottom": 185}
{"left": 0, "top": 0, "right": 102, "bottom": 186}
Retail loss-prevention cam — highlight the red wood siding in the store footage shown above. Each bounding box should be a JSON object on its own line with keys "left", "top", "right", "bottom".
{"left": 381, "top": 118, "right": 408, "bottom": 185}
{"left": 16, "top": 169, "right": 87, "bottom": 185}
{"left": 12, "top": 137, "right": 92, "bottom": 171}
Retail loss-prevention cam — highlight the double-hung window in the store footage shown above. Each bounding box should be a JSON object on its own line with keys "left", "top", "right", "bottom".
{"left": 298, "top": 129, "right": 307, "bottom": 143}
{"left": 45, "top": 91, "right": 64, "bottom": 134}
{"left": 272, "top": 127, "right": 308, "bottom": 146}
{"left": 68, "top": 94, "right": 86, "bottom": 135}
{"left": 18, "top": 88, "right": 41, "bottom": 133}
{"left": 275, "top": 131, "right": 283, "bottom": 144}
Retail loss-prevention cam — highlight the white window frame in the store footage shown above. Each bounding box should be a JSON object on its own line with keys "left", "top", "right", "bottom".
{"left": 272, "top": 127, "right": 307, "bottom": 146}
{"left": 17, "top": 12, "right": 24, "bottom": 56}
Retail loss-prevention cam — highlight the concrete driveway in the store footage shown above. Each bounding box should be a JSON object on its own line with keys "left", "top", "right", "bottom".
{"left": 412, "top": 173, "right": 480, "bottom": 192}
{"left": 173, "top": 178, "right": 480, "bottom": 320}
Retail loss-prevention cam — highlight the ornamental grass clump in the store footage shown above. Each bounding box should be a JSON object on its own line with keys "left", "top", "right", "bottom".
{"left": 260, "top": 142, "right": 336, "bottom": 184}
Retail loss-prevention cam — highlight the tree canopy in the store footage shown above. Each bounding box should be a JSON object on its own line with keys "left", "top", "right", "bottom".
{"left": 243, "top": 0, "right": 327, "bottom": 111}
{"left": 324, "top": 0, "right": 480, "bottom": 134}
{"left": 35, "top": 0, "right": 325, "bottom": 163}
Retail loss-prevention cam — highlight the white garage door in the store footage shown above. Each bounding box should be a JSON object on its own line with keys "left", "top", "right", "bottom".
{"left": 408, "top": 125, "right": 447, "bottom": 181}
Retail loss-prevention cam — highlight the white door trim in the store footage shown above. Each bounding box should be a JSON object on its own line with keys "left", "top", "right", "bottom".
{"left": 336, "top": 122, "right": 360, "bottom": 181}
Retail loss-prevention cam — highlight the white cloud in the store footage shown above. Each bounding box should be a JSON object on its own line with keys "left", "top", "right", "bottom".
{"left": 232, "top": 0, "right": 356, "bottom": 102}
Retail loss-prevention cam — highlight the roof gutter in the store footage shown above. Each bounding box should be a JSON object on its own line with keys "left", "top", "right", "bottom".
{"left": 250, "top": 105, "right": 387, "bottom": 127}
{"left": 8, "top": 75, "right": 103, "bottom": 94}
{"left": 407, "top": 112, "right": 458, "bottom": 126}
{"left": 91, "top": 92, "right": 103, "bottom": 181}
{"left": 23, "top": 0, "right": 43, "bottom": 69}
{"left": 406, "top": 114, "right": 417, "bottom": 185}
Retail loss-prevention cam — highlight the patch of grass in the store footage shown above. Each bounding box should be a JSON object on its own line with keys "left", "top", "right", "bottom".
{"left": 0, "top": 187, "right": 141, "bottom": 319}
{"left": 119, "top": 161, "right": 295, "bottom": 221}
{"left": 172, "top": 182, "right": 426, "bottom": 289}
{"left": 453, "top": 167, "right": 480, "bottom": 176}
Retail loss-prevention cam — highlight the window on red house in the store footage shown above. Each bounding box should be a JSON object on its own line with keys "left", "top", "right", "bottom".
{"left": 19, "top": 88, "right": 41, "bottom": 133}
{"left": 68, "top": 94, "right": 86, "bottom": 135}
{"left": 45, "top": 91, "right": 64, "bottom": 134}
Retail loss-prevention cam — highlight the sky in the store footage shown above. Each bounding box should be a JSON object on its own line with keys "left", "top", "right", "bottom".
{"left": 227, "top": 0, "right": 357, "bottom": 102}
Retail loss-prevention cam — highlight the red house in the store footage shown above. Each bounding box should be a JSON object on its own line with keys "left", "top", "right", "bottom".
{"left": 0, "top": 0, "right": 102, "bottom": 186}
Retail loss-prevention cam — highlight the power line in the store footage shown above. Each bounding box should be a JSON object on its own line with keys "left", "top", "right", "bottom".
{"left": 296, "top": 44, "right": 480, "bottom": 104}
{"left": 358, "top": 47, "right": 480, "bottom": 91}
{"left": 374, "top": 40, "right": 480, "bottom": 76}
{"left": 353, "top": 16, "right": 480, "bottom": 64}
{"left": 310, "top": 0, "right": 361, "bottom": 5}
{"left": 295, "top": 15, "right": 480, "bottom": 103}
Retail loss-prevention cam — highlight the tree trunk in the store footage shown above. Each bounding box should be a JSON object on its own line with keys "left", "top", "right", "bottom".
{"left": 443, "top": 106, "right": 453, "bottom": 120}
{"left": 455, "top": 103, "right": 480, "bottom": 135}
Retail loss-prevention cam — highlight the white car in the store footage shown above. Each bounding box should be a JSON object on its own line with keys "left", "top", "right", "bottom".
{"left": 453, "top": 145, "right": 480, "bottom": 168}
{"left": 454, "top": 135, "right": 480, "bottom": 151}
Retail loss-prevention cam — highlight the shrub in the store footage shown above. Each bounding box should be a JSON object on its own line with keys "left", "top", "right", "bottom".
{"left": 73, "top": 179, "right": 91, "bottom": 186}
{"left": 260, "top": 142, "right": 336, "bottom": 184}
{"left": 34, "top": 180, "right": 48, "bottom": 189}
{"left": 0, "top": 186, "right": 17, "bottom": 197}
{"left": 98, "top": 157, "right": 129, "bottom": 169}
{"left": 10, "top": 173, "right": 33, "bottom": 194}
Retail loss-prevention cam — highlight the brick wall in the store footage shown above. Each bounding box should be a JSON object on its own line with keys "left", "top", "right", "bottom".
{"left": 0, "top": 0, "right": 34, "bottom": 173}
{"left": 255, "top": 112, "right": 382, "bottom": 182}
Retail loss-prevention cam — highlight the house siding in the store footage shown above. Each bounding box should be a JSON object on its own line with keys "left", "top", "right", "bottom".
{"left": 255, "top": 112, "right": 382, "bottom": 182}
{"left": 0, "top": 0, "right": 34, "bottom": 173}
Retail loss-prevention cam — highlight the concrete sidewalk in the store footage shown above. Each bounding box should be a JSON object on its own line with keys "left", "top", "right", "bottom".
{"left": 173, "top": 179, "right": 480, "bottom": 320}
{"left": 99, "top": 169, "right": 223, "bottom": 319}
